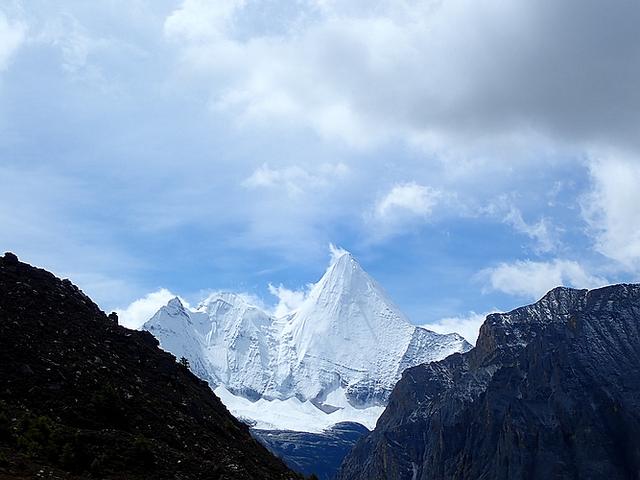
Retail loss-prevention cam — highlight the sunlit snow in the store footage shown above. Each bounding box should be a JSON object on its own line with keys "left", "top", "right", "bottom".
{"left": 215, "top": 386, "right": 384, "bottom": 432}
{"left": 144, "top": 250, "right": 470, "bottom": 432}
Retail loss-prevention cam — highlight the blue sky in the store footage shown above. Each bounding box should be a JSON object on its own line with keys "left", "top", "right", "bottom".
{"left": 2, "top": 0, "right": 640, "bottom": 342}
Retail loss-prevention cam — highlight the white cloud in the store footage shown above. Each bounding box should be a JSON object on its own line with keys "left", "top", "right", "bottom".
{"left": 482, "top": 259, "right": 607, "bottom": 300}
{"left": 0, "top": 12, "right": 26, "bottom": 71}
{"left": 268, "top": 283, "right": 309, "bottom": 318}
{"left": 243, "top": 164, "right": 306, "bottom": 192}
{"left": 164, "top": 0, "right": 241, "bottom": 41}
{"left": 163, "top": 0, "right": 640, "bottom": 151}
{"left": 376, "top": 182, "right": 440, "bottom": 219}
{"left": 422, "top": 310, "right": 495, "bottom": 346}
{"left": 367, "top": 182, "right": 442, "bottom": 239}
{"left": 504, "top": 207, "right": 558, "bottom": 253}
{"left": 582, "top": 156, "right": 640, "bottom": 269}
{"left": 242, "top": 162, "right": 349, "bottom": 196}
{"left": 115, "top": 288, "right": 178, "bottom": 329}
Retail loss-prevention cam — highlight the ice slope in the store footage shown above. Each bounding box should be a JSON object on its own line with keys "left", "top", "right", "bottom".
{"left": 145, "top": 292, "right": 275, "bottom": 399}
{"left": 273, "top": 252, "right": 470, "bottom": 405}
{"left": 143, "top": 250, "right": 471, "bottom": 430}
{"left": 143, "top": 297, "right": 217, "bottom": 385}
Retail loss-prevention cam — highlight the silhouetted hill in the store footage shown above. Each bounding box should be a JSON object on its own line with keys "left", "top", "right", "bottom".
{"left": 0, "top": 252, "right": 299, "bottom": 479}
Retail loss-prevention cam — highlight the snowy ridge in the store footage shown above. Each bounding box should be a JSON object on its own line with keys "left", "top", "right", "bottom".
{"left": 143, "top": 250, "right": 471, "bottom": 431}
{"left": 146, "top": 292, "right": 274, "bottom": 400}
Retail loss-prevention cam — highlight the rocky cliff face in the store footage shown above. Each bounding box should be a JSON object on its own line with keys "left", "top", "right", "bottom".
{"left": 0, "top": 253, "right": 298, "bottom": 479}
{"left": 337, "top": 284, "right": 640, "bottom": 480}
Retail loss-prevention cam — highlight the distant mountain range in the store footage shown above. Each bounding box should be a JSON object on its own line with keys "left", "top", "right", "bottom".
{"left": 254, "top": 422, "right": 369, "bottom": 480}
{"left": 144, "top": 250, "right": 470, "bottom": 432}
{"left": 338, "top": 284, "right": 640, "bottom": 479}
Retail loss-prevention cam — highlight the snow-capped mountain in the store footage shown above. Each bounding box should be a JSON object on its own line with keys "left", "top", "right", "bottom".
{"left": 144, "top": 292, "right": 274, "bottom": 399}
{"left": 144, "top": 250, "right": 471, "bottom": 431}
{"left": 273, "top": 252, "right": 470, "bottom": 405}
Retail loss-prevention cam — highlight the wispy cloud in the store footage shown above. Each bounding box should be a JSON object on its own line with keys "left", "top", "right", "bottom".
{"left": 243, "top": 162, "right": 349, "bottom": 196}
{"left": 328, "top": 243, "right": 349, "bottom": 262}
{"left": 367, "top": 182, "right": 443, "bottom": 239}
{"left": 0, "top": 11, "right": 26, "bottom": 72}
{"left": 267, "top": 283, "right": 309, "bottom": 318}
{"left": 504, "top": 207, "right": 559, "bottom": 254}
{"left": 481, "top": 259, "right": 607, "bottom": 300}
{"left": 376, "top": 183, "right": 441, "bottom": 220}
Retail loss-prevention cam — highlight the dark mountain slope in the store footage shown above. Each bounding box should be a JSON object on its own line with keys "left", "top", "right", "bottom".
{"left": 0, "top": 252, "right": 299, "bottom": 479}
{"left": 338, "top": 284, "right": 640, "bottom": 480}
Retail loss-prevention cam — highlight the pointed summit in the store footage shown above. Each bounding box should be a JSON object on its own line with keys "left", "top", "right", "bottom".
{"left": 286, "top": 250, "right": 412, "bottom": 361}
{"left": 311, "top": 249, "right": 384, "bottom": 309}
{"left": 328, "top": 243, "right": 351, "bottom": 263}
{"left": 166, "top": 296, "right": 185, "bottom": 311}
{"left": 279, "top": 251, "right": 470, "bottom": 406}
{"left": 292, "top": 250, "right": 410, "bottom": 345}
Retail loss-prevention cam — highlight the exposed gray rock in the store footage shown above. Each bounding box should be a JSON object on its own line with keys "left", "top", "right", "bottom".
{"left": 337, "top": 285, "right": 640, "bottom": 480}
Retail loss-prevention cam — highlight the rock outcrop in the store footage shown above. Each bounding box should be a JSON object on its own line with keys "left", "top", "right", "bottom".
{"left": 338, "top": 285, "right": 640, "bottom": 480}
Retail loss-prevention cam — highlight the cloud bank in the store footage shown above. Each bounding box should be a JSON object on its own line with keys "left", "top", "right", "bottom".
{"left": 165, "top": 0, "right": 640, "bottom": 152}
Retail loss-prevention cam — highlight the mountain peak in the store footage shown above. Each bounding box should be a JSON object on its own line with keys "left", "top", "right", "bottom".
{"left": 167, "top": 296, "right": 184, "bottom": 308}
{"left": 2, "top": 251, "right": 19, "bottom": 264}
{"left": 161, "top": 296, "right": 189, "bottom": 318}
{"left": 198, "top": 291, "right": 259, "bottom": 311}
{"left": 328, "top": 244, "right": 352, "bottom": 263}
{"left": 313, "top": 250, "right": 379, "bottom": 304}
{"left": 329, "top": 249, "right": 360, "bottom": 271}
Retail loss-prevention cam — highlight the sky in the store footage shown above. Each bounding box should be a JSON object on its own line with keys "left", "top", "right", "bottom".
{"left": 1, "top": 0, "right": 640, "bottom": 343}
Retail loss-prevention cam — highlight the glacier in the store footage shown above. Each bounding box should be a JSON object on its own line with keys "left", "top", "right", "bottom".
{"left": 143, "top": 250, "right": 471, "bottom": 432}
